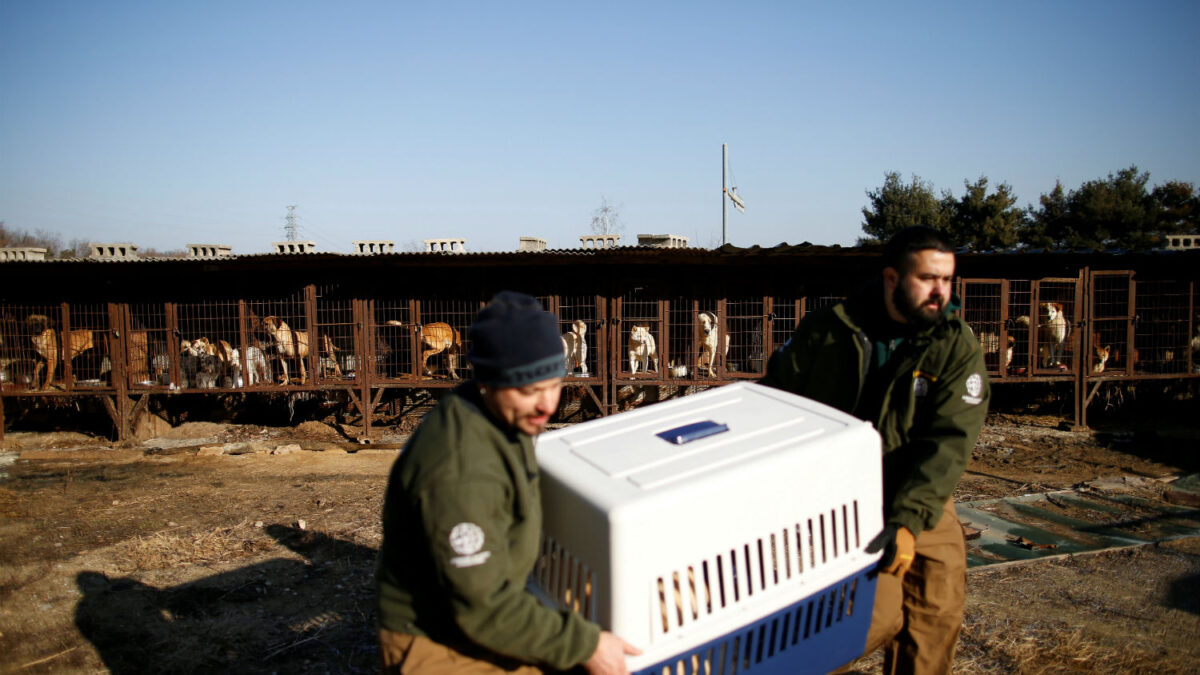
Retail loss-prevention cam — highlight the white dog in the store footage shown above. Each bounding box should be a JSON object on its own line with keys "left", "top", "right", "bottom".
{"left": 697, "top": 311, "right": 730, "bottom": 377}
{"left": 561, "top": 320, "right": 588, "bottom": 375}
{"left": 243, "top": 343, "right": 270, "bottom": 386}
{"left": 628, "top": 325, "right": 658, "bottom": 374}
{"left": 1038, "top": 302, "right": 1069, "bottom": 368}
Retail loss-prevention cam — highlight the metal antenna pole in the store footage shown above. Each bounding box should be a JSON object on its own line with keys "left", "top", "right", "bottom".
{"left": 722, "top": 143, "right": 727, "bottom": 246}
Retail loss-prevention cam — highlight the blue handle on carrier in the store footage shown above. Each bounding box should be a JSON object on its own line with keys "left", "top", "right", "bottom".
{"left": 656, "top": 420, "right": 730, "bottom": 445}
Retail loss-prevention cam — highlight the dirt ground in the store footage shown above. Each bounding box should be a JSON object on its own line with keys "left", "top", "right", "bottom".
{"left": 1, "top": 408, "right": 1198, "bottom": 674}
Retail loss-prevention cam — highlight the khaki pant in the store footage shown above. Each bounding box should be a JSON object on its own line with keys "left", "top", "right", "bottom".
{"left": 861, "top": 500, "right": 967, "bottom": 675}
{"left": 378, "top": 629, "right": 545, "bottom": 674}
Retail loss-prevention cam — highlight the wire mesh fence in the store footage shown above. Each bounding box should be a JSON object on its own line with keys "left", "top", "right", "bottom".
{"left": 961, "top": 281, "right": 1005, "bottom": 376}
{"left": 0, "top": 303, "right": 112, "bottom": 391}
{"left": 414, "top": 295, "right": 480, "bottom": 383}
{"left": 1134, "top": 280, "right": 1191, "bottom": 375}
{"left": 618, "top": 288, "right": 664, "bottom": 378}
{"left": 126, "top": 303, "right": 173, "bottom": 388}
{"left": 1091, "top": 273, "right": 1132, "bottom": 375}
{"left": 370, "top": 298, "right": 415, "bottom": 382}
{"left": 554, "top": 294, "right": 602, "bottom": 380}
{"left": 726, "top": 297, "right": 765, "bottom": 378}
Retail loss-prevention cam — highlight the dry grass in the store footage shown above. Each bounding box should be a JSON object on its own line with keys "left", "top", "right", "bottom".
{"left": 119, "top": 520, "right": 276, "bottom": 571}
{"left": 846, "top": 619, "right": 1168, "bottom": 675}
{"left": 956, "top": 616, "right": 1165, "bottom": 674}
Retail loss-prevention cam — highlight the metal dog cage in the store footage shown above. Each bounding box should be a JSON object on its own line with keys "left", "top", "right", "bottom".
{"left": 2, "top": 247, "right": 1198, "bottom": 440}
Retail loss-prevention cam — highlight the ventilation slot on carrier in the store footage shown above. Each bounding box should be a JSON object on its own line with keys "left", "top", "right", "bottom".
{"left": 653, "top": 576, "right": 865, "bottom": 674}
{"left": 533, "top": 535, "right": 593, "bottom": 620}
{"left": 651, "top": 500, "right": 861, "bottom": 637}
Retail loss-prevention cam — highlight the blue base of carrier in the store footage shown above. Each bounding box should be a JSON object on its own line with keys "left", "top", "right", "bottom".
{"left": 633, "top": 563, "right": 877, "bottom": 675}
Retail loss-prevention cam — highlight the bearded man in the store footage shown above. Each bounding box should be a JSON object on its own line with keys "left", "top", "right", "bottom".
{"left": 761, "top": 226, "right": 989, "bottom": 675}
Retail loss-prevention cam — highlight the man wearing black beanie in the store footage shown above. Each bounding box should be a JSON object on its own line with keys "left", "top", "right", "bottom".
{"left": 376, "top": 291, "right": 640, "bottom": 674}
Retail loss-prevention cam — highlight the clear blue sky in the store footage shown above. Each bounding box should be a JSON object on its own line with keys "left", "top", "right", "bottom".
{"left": 2, "top": 1, "right": 1197, "bottom": 254}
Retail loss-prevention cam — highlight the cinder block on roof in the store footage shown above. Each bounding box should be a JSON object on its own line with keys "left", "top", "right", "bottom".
{"left": 186, "top": 244, "right": 233, "bottom": 259}
{"left": 0, "top": 247, "right": 48, "bottom": 262}
{"left": 580, "top": 234, "right": 620, "bottom": 249}
{"left": 88, "top": 243, "right": 140, "bottom": 260}
{"left": 637, "top": 234, "right": 689, "bottom": 248}
{"left": 424, "top": 238, "right": 466, "bottom": 253}
{"left": 272, "top": 241, "right": 317, "bottom": 254}
{"left": 352, "top": 240, "right": 396, "bottom": 254}
{"left": 519, "top": 237, "right": 547, "bottom": 252}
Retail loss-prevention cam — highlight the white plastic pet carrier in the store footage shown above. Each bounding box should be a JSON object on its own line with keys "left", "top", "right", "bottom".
{"left": 531, "top": 382, "right": 884, "bottom": 674}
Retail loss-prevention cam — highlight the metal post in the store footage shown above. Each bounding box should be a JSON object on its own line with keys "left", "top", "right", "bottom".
{"left": 722, "top": 143, "right": 727, "bottom": 246}
{"left": 304, "top": 285, "right": 319, "bottom": 387}
{"left": 1076, "top": 269, "right": 1090, "bottom": 429}
{"left": 110, "top": 303, "right": 130, "bottom": 440}
{"left": 356, "top": 299, "right": 372, "bottom": 440}
{"left": 238, "top": 300, "right": 250, "bottom": 388}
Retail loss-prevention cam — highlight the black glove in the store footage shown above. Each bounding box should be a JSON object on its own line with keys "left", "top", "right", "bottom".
{"left": 866, "top": 524, "right": 900, "bottom": 572}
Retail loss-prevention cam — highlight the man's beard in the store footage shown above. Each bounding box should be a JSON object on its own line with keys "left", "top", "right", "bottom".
{"left": 893, "top": 283, "right": 945, "bottom": 328}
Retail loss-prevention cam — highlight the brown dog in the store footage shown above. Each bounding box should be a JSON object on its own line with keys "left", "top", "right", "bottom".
{"left": 1092, "top": 344, "right": 1111, "bottom": 374}
{"left": 261, "top": 317, "right": 343, "bottom": 384}
{"left": 28, "top": 314, "right": 93, "bottom": 389}
{"left": 262, "top": 316, "right": 311, "bottom": 384}
{"left": 420, "top": 322, "right": 462, "bottom": 379}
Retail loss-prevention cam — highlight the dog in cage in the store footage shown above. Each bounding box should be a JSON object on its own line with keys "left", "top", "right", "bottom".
{"left": 27, "top": 314, "right": 94, "bottom": 389}
{"left": 1092, "top": 343, "right": 1111, "bottom": 374}
{"left": 260, "top": 317, "right": 345, "bottom": 383}
{"left": 561, "top": 320, "right": 588, "bottom": 376}
{"left": 183, "top": 338, "right": 235, "bottom": 388}
{"left": 1007, "top": 315, "right": 1032, "bottom": 372}
{"left": 261, "top": 316, "right": 309, "bottom": 384}
{"left": 627, "top": 324, "right": 658, "bottom": 374}
{"left": 178, "top": 339, "right": 196, "bottom": 388}
{"left": 188, "top": 337, "right": 236, "bottom": 363}
{"left": 696, "top": 311, "right": 730, "bottom": 378}
{"left": 196, "top": 352, "right": 220, "bottom": 388}
{"left": 316, "top": 335, "right": 345, "bottom": 379}
{"left": 419, "top": 322, "right": 462, "bottom": 379}
{"left": 975, "top": 330, "right": 1017, "bottom": 372}
{"left": 1038, "top": 303, "right": 1069, "bottom": 368}
{"left": 976, "top": 329, "right": 999, "bottom": 357}
{"left": 127, "top": 329, "right": 152, "bottom": 384}
{"left": 0, "top": 316, "right": 33, "bottom": 387}
{"left": 244, "top": 340, "right": 271, "bottom": 386}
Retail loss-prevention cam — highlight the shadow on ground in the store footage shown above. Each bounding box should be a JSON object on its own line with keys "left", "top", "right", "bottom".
{"left": 74, "top": 525, "right": 379, "bottom": 674}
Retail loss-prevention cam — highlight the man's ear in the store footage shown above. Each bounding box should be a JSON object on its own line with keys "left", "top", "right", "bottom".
{"left": 883, "top": 266, "right": 899, "bottom": 291}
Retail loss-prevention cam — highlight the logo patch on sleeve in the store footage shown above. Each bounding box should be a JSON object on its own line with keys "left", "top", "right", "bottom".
{"left": 962, "top": 373, "right": 983, "bottom": 405}
{"left": 448, "top": 522, "right": 491, "bottom": 568}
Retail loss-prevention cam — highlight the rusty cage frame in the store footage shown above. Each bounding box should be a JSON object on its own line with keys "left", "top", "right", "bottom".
{"left": 2, "top": 247, "right": 1197, "bottom": 440}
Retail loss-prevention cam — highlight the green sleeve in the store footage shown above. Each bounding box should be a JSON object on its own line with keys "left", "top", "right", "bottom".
{"left": 887, "top": 335, "right": 990, "bottom": 535}
{"left": 761, "top": 327, "right": 813, "bottom": 393}
{"left": 419, "top": 480, "right": 600, "bottom": 670}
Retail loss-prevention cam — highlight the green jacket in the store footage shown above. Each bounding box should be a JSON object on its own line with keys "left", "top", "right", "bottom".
{"left": 761, "top": 280, "right": 990, "bottom": 536}
{"left": 376, "top": 383, "right": 600, "bottom": 671}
